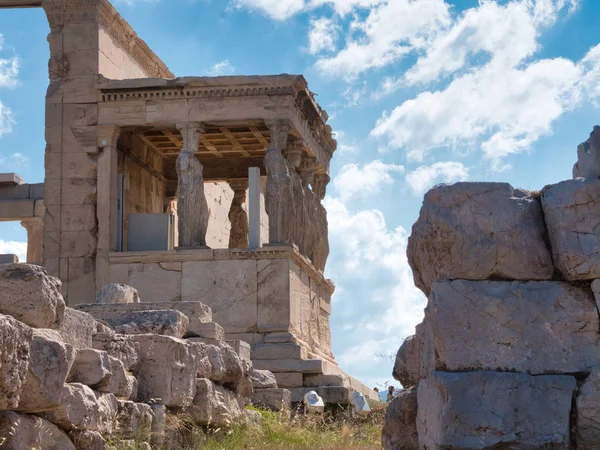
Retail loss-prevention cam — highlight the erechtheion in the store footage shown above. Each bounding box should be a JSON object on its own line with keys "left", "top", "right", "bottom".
{"left": 0, "top": 0, "right": 377, "bottom": 404}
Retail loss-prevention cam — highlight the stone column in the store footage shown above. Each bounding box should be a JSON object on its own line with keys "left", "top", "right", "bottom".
{"left": 298, "top": 155, "right": 317, "bottom": 190}
{"left": 312, "top": 173, "right": 330, "bottom": 272}
{"left": 176, "top": 122, "right": 209, "bottom": 249}
{"left": 21, "top": 218, "right": 44, "bottom": 264}
{"left": 264, "top": 120, "right": 290, "bottom": 244}
{"left": 96, "top": 125, "right": 121, "bottom": 291}
{"left": 227, "top": 179, "right": 249, "bottom": 249}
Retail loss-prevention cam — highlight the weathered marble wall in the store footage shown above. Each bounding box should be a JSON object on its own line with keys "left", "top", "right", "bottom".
{"left": 107, "top": 248, "right": 332, "bottom": 357}
{"left": 98, "top": 29, "right": 149, "bottom": 80}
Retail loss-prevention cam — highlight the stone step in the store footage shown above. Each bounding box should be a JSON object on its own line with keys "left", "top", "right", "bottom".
{"left": 76, "top": 301, "right": 212, "bottom": 337}
{"left": 252, "top": 388, "right": 291, "bottom": 411}
{"left": 252, "top": 343, "right": 306, "bottom": 360}
{"left": 252, "top": 358, "right": 341, "bottom": 375}
{"left": 274, "top": 372, "right": 303, "bottom": 388}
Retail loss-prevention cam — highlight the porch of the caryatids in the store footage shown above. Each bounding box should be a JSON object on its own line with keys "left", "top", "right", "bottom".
{"left": 175, "top": 122, "right": 209, "bottom": 248}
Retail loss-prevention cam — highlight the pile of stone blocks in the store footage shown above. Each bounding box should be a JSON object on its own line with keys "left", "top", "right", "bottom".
{"left": 0, "top": 265, "right": 256, "bottom": 449}
{"left": 383, "top": 148, "right": 600, "bottom": 449}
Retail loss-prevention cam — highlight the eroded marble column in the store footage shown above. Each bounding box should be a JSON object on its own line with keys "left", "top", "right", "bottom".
{"left": 284, "top": 140, "right": 303, "bottom": 169}
{"left": 21, "top": 218, "right": 44, "bottom": 264}
{"left": 227, "top": 179, "right": 249, "bottom": 249}
{"left": 264, "top": 120, "right": 291, "bottom": 244}
{"left": 176, "top": 122, "right": 209, "bottom": 248}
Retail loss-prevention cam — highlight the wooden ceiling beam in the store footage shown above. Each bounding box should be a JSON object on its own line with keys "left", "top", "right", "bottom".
{"left": 220, "top": 127, "right": 251, "bottom": 157}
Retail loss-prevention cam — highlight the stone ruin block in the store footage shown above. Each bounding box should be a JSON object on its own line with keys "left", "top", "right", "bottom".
{"left": 92, "top": 332, "right": 139, "bottom": 372}
{"left": 252, "top": 388, "right": 292, "bottom": 411}
{"left": 250, "top": 369, "right": 278, "bottom": 389}
{"left": 0, "top": 263, "right": 65, "bottom": 329}
{"left": 407, "top": 183, "right": 554, "bottom": 295}
{"left": 59, "top": 307, "right": 96, "bottom": 350}
{"left": 77, "top": 301, "right": 213, "bottom": 338}
{"left": 422, "top": 280, "right": 600, "bottom": 375}
{"left": 0, "top": 314, "right": 33, "bottom": 410}
{"left": 542, "top": 177, "right": 600, "bottom": 280}
{"left": 114, "top": 400, "right": 153, "bottom": 441}
{"left": 96, "top": 283, "right": 140, "bottom": 304}
{"left": 381, "top": 387, "right": 418, "bottom": 450}
{"left": 189, "top": 378, "right": 245, "bottom": 427}
{"left": 573, "top": 125, "right": 600, "bottom": 178}
{"left": 576, "top": 366, "right": 600, "bottom": 448}
{"left": 67, "top": 348, "right": 111, "bottom": 388}
{"left": 0, "top": 411, "right": 76, "bottom": 450}
{"left": 17, "top": 329, "right": 75, "bottom": 413}
{"left": 132, "top": 335, "right": 197, "bottom": 408}
{"left": 417, "top": 371, "right": 575, "bottom": 449}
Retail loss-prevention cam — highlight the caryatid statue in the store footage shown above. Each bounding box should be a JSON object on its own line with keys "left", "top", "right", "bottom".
{"left": 227, "top": 179, "right": 249, "bottom": 249}
{"left": 176, "top": 122, "right": 209, "bottom": 248}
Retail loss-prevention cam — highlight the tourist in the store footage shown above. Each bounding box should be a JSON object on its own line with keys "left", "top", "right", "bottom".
{"left": 386, "top": 386, "right": 395, "bottom": 402}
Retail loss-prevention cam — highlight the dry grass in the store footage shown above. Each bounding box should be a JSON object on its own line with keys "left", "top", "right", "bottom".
{"left": 200, "top": 403, "right": 385, "bottom": 450}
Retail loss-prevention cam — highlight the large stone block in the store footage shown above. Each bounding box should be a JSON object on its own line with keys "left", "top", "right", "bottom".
{"left": 68, "top": 349, "right": 111, "bottom": 388}
{"left": 252, "top": 388, "right": 291, "bottom": 411}
{"left": 288, "top": 386, "right": 352, "bottom": 404}
{"left": 393, "top": 334, "right": 420, "bottom": 389}
{"left": 42, "top": 384, "right": 118, "bottom": 434}
{"left": 417, "top": 371, "right": 575, "bottom": 449}
{"left": 182, "top": 260, "right": 258, "bottom": 333}
{"left": 274, "top": 372, "right": 303, "bottom": 388}
{"left": 96, "top": 283, "right": 140, "bottom": 304}
{"left": 257, "top": 259, "right": 290, "bottom": 332}
{"left": 252, "top": 342, "right": 306, "bottom": 360}
{"left": 102, "top": 310, "right": 189, "bottom": 338}
{"left": 69, "top": 430, "right": 107, "bottom": 450}
{"left": 189, "top": 378, "right": 244, "bottom": 427}
{"left": 0, "top": 314, "right": 32, "bottom": 410}
{"left": 253, "top": 358, "right": 331, "bottom": 374}
{"left": 576, "top": 366, "right": 600, "bottom": 448}
{"left": 132, "top": 335, "right": 196, "bottom": 407}
{"left": 0, "top": 411, "right": 76, "bottom": 450}
{"left": 17, "top": 329, "right": 75, "bottom": 413}
{"left": 423, "top": 280, "right": 600, "bottom": 375}
{"left": 92, "top": 332, "right": 139, "bottom": 372}
{"left": 98, "top": 356, "right": 136, "bottom": 400}
{"left": 542, "top": 177, "right": 600, "bottom": 280}
{"left": 251, "top": 369, "right": 278, "bottom": 389}
{"left": 59, "top": 307, "right": 96, "bottom": 349}
{"left": 78, "top": 301, "right": 211, "bottom": 337}
{"left": 303, "top": 374, "right": 350, "bottom": 388}
{"left": 381, "top": 387, "right": 418, "bottom": 450}
{"left": 0, "top": 263, "right": 66, "bottom": 329}
{"left": 114, "top": 400, "right": 153, "bottom": 441}
{"left": 408, "top": 183, "right": 554, "bottom": 294}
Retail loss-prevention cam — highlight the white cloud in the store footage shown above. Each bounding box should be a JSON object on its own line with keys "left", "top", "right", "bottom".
{"left": 370, "top": 0, "right": 590, "bottom": 164}
{"left": 0, "top": 101, "right": 14, "bottom": 136}
{"left": 232, "top": 0, "right": 306, "bottom": 20}
{"left": 208, "top": 60, "right": 235, "bottom": 76}
{"left": 307, "top": 17, "right": 339, "bottom": 54}
{"left": 315, "top": 0, "right": 450, "bottom": 76}
{"left": 406, "top": 161, "right": 469, "bottom": 196}
{"left": 0, "top": 240, "right": 26, "bottom": 263}
{"left": 333, "top": 160, "right": 404, "bottom": 201}
{"left": 324, "top": 197, "right": 426, "bottom": 386}
{"left": 0, "top": 35, "right": 19, "bottom": 89}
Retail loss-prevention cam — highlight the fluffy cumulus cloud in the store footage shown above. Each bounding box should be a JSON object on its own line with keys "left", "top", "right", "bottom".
{"left": 324, "top": 197, "right": 425, "bottom": 386}
{"left": 0, "top": 240, "right": 26, "bottom": 263}
{"left": 406, "top": 161, "right": 469, "bottom": 195}
{"left": 307, "top": 17, "right": 339, "bottom": 55}
{"left": 333, "top": 160, "right": 404, "bottom": 201}
{"left": 371, "top": 0, "right": 589, "bottom": 163}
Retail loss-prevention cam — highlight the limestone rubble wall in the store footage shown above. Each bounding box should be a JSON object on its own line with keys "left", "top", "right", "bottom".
{"left": 0, "top": 263, "right": 255, "bottom": 449}
{"left": 384, "top": 168, "right": 600, "bottom": 448}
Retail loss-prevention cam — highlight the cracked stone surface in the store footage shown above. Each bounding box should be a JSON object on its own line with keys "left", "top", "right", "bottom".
{"left": 417, "top": 371, "right": 575, "bottom": 449}
{"left": 542, "top": 177, "right": 600, "bottom": 280}
{"left": 576, "top": 366, "right": 600, "bottom": 448}
{"left": 422, "top": 280, "right": 600, "bottom": 375}
{"left": 381, "top": 387, "right": 418, "bottom": 450}
{"left": 408, "top": 182, "right": 554, "bottom": 295}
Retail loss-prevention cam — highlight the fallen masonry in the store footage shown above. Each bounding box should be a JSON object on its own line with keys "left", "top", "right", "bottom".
{"left": 383, "top": 126, "right": 600, "bottom": 449}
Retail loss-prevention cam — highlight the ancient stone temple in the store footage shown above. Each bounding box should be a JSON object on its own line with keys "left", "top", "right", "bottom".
{"left": 0, "top": 0, "right": 376, "bottom": 404}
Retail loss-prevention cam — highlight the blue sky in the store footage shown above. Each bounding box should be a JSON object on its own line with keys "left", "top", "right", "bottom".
{"left": 1, "top": 0, "right": 600, "bottom": 389}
